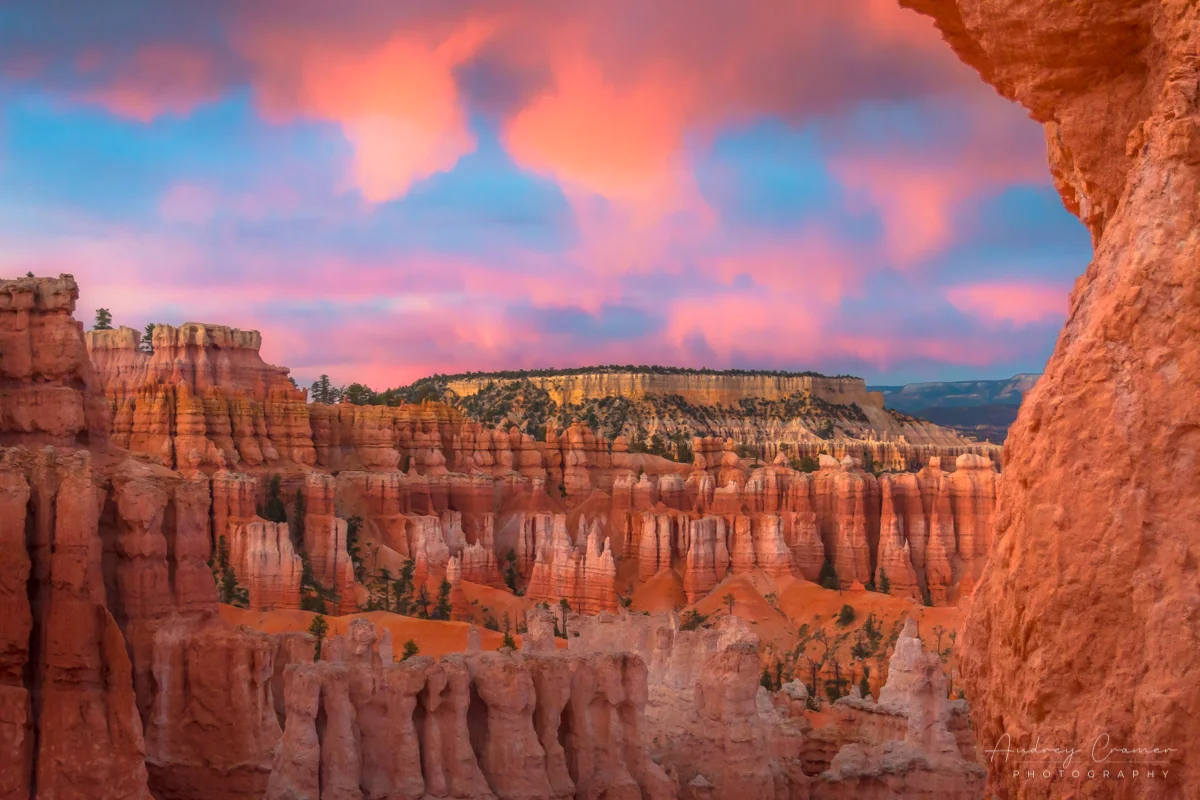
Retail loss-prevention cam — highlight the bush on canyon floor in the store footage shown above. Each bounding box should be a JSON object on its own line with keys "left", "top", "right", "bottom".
{"left": 818, "top": 560, "right": 840, "bottom": 590}
{"left": 837, "top": 604, "right": 856, "bottom": 627}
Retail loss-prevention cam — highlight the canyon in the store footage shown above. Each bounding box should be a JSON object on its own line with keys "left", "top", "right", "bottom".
{"left": 2, "top": 273, "right": 995, "bottom": 798}
{"left": 3, "top": 0, "right": 1195, "bottom": 794}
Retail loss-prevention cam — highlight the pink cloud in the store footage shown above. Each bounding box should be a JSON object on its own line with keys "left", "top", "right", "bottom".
{"left": 229, "top": 18, "right": 496, "bottom": 203}
{"left": 78, "top": 46, "right": 223, "bottom": 122}
{"left": 829, "top": 95, "right": 1049, "bottom": 268}
{"left": 945, "top": 281, "right": 1068, "bottom": 325}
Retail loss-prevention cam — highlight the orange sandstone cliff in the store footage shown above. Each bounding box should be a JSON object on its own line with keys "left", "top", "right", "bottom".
{"left": 903, "top": 0, "right": 1199, "bottom": 797}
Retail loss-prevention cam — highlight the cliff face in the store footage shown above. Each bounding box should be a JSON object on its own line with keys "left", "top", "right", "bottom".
{"left": 903, "top": 0, "right": 1199, "bottom": 797}
{"left": 88, "top": 323, "right": 314, "bottom": 473}
{"left": 86, "top": 318, "right": 999, "bottom": 474}
{"left": 446, "top": 370, "right": 885, "bottom": 408}
{"left": 0, "top": 275, "right": 109, "bottom": 448}
{"left": 0, "top": 448, "right": 152, "bottom": 800}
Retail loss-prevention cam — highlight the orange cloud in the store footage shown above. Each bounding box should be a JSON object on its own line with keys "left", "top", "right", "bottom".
{"left": 504, "top": 55, "right": 690, "bottom": 203}
{"left": 233, "top": 20, "right": 494, "bottom": 203}
{"left": 945, "top": 281, "right": 1068, "bottom": 325}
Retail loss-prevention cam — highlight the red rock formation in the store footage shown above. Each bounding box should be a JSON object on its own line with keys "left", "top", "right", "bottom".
{"left": 814, "top": 463, "right": 875, "bottom": 588}
{"left": 108, "top": 458, "right": 217, "bottom": 619}
{"left": 88, "top": 322, "right": 314, "bottom": 472}
{"left": 728, "top": 514, "right": 794, "bottom": 579}
{"left": 636, "top": 511, "right": 675, "bottom": 579}
{"left": 874, "top": 481, "right": 920, "bottom": 601}
{"left": 408, "top": 514, "right": 450, "bottom": 585}
{"left": 211, "top": 471, "right": 304, "bottom": 611}
{"left": 0, "top": 274, "right": 108, "bottom": 448}
{"left": 905, "top": 0, "right": 1199, "bottom": 795}
{"left": 523, "top": 513, "right": 617, "bottom": 614}
{"left": 572, "top": 613, "right": 795, "bottom": 798}
{"left": 268, "top": 619, "right": 671, "bottom": 799}
{"left": 458, "top": 513, "right": 503, "bottom": 587}
{"left": 129, "top": 617, "right": 289, "bottom": 800}
{"left": 924, "top": 479, "right": 957, "bottom": 606}
{"left": 819, "top": 618, "right": 985, "bottom": 797}
{"left": 303, "top": 473, "right": 358, "bottom": 614}
{"left": 0, "top": 448, "right": 151, "bottom": 800}
{"left": 944, "top": 452, "right": 998, "bottom": 589}
{"left": 682, "top": 516, "right": 730, "bottom": 603}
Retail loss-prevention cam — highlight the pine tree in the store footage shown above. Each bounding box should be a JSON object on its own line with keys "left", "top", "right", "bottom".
{"left": 502, "top": 630, "right": 517, "bottom": 650}
{"left": 299, "top": 553, "right": 327, "bottom": 614}
{"left": 722, "top": 592, "right": 736, "bottom": 615}
{"left": 262, "top": 474, "right": 287, "bottom": 523}
{"left": 559, "top": 598, "right": 571, "bottom": 637}
{"left": 879, "top": 568, "right": 891, "bottom": 594}
{"left": 343, "top": 382, "right": 376, "bottom": 405}
{"left": 416, "top": 585, "right": 430, "bottom": 619}
{"left": 402, "top": 639, "right": 419, "bottom": 661}
{"left": 859, "top": 665, "right": 871, "bottom": 699}
{"left": 93, "top": 308, "right": 113, "bottom": 330}
{"left": 210, "top": 535, "right": 249, "bottom": 608}
{"left": 311, "top": 374, "right": 335, "bottom": 404}
{"left": 307, "top": 615, "right": 328, "bottom": 661}
{"left": 141, "top": 323, "right": 155, "bottom": 353}
{"left": 393, "top": 560, "right": 415, "bottom": 615}
{"left": 434, "top": 578, "right": 453, "bottom": 620}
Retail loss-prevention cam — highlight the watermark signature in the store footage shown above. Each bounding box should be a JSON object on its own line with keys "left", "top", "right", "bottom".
{"left": 985, "top": 733, "right": 1179, "bottom": 782}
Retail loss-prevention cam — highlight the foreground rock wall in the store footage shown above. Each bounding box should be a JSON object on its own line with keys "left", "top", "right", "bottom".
{"left": 571, "top": 611, "right": 985, "bottom": 799}
{"left": 0, "top": 448, "right": 151, "bottom": 800}
{"left": 903, "top": 0, "right": 1199, "bottom": 797}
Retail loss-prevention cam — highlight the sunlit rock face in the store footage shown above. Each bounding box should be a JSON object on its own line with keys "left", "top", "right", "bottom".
{"left": 903, "top": 0, "right": 1200, "bottom": 796}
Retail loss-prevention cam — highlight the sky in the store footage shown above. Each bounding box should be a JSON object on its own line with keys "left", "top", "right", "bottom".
{"left": 0, "top": 0, "right": 1092, "bottom": 389}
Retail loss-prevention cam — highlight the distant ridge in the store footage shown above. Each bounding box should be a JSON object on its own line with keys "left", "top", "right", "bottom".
{"left": 869, "top": 374, "right": 1040, "bottom": 441}
{"left": 411, "top": 364, "right": 860, "bottom": 381}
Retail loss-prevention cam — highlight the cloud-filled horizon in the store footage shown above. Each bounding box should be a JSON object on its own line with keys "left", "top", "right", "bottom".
{"left": 0, "top": 0, "right": 1092, "bottom": 389}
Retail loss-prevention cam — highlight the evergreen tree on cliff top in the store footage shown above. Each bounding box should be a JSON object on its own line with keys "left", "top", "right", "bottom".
{"left": 93, "top": 308, "right": 113, "bottom": 330}
{"left": 311, "top": 374, "right": 336, "bottom": 404}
